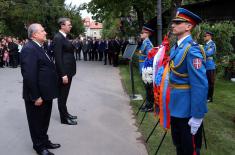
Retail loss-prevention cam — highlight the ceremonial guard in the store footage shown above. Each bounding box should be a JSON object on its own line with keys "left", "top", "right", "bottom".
{"left": 138, "top": 24, "right": 154, "bottom": 73}
{"left": 139, "top": 24, "right": 154, "bottom": 112}
{"left": 112, "top": 37, "right": 121, "bottom": 67}
{"left": 204, "top": 31, "right": 216, "bottom": 102}
{"left": 169, "top": 8, "right": 208, "bottom": 155}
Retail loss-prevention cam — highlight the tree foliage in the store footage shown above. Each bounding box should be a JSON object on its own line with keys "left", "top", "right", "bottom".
{"left": 192, "top": 21, "right": 235, "bottom": 79}
{"left": 87, "top": 0, "right": 158, "bottom": 29}
{"left": 192, "top": 22, "right": 235, "bottom": 58}
{"left": 0, "top": 0, "right": 84, "bottom": 38}
{"left": 102, "top": 16, "right": 120, "bottom": 39}
{"left": 87, "top": 0, "right": 219, "bottom": 39}
{"left": 86, "top": 0, "right": 174, "bottom": 38}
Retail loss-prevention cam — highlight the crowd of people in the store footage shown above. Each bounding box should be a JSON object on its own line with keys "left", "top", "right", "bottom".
{"left": 70, "top": 37, "right": 129, "bottom": 67}
{"left": 0, "top": 37, "right": 26, "bottom": 68}
{"left": 0, "top": 36, "right": 129, "bottom": 69}
{"left": 38, "top": 37, "right": 130, "bottom": 67}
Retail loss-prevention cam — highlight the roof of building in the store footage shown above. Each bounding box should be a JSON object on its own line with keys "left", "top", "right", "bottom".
{"left": 83, "top": 17, "right": 103, "bottom": 29}
{"left": 90, "top": 22, "right": 103, "bottom": 29}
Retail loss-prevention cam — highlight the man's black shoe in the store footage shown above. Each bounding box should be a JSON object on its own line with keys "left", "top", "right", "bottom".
{"left": 46, "top": 142, "right": 61, "bottom": 149}
{"left": 61, "top": 118, "right": 77, "bottom": 125}
{"left": 67, "top": 113, "right": 77, "bottom": 119}
{"left": 36, "top": 149, "right": 54, "bottom": 155}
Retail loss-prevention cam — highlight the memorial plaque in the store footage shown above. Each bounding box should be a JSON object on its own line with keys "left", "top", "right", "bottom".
{"left": 123, "top": 44, "right": 138, "bottom": 59}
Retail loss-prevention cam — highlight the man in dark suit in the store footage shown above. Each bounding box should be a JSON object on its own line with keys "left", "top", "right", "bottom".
{"left": 21, "top": 23, "right": 60, "bottom": 155}
{"left": 82, "top": 39, "right": 89, "bottom": 61}
{"left": 98, "top": 39, "right": 105, "bottom": 61}
{"left": 7, "top": 37, "right": 18, "bottom": 68}
{"left": 87, "top": 38, "right": 93, "bottom": 61}
{"left": 103, "top": 39, "right": 108, "bottom": 65}
{"left": 112, "top": 37, "right": 121, "bottom": 67}
{"left": 53, "top": 18, "right": 77, "bottom": 125}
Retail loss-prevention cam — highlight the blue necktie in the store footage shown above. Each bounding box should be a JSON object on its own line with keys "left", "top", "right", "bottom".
{"left": 175, "top": 43, "right": 178, "bottom": 50}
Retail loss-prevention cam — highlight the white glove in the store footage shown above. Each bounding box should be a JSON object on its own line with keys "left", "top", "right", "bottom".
{"left": 188, "top": 117, "right": 203, "bottom": 135}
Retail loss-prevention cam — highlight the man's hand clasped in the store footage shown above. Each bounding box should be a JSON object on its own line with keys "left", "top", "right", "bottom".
{"left": 62, "top": 75, "right": 69, "bottom": 84}
{"left": 34, "top": 97, "right": 43, "bottom": 106}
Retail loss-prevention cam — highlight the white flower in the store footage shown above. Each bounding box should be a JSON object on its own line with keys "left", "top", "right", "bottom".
{"left": 142, "top": 67, "right": 153, "bottom": 84}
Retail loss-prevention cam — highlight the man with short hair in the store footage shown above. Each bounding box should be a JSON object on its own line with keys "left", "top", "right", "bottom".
{"left": 204, "top": 31, "right": 216, "bottom": 102}
{"left": 21, "top": 23, "right": 60, "bottom": 155}
{"left": 169, "top": 8, "right": 208, "bottom": 155}
{"left": 53, "top": 18, "right": 77, "bottom": 125}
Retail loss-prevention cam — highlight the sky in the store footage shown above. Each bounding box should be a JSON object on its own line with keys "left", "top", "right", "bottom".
{"left": 65, "top": 0, "right": 92, "bottom": 18}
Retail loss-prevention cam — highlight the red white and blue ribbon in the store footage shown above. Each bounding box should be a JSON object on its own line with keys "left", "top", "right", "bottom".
{"left": 152, "top": 36, "right": 171, "bottom": 129}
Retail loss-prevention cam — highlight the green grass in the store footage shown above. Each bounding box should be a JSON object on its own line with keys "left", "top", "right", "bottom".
{"left": 119, "top": 64, "right": 235, "bottom": 155}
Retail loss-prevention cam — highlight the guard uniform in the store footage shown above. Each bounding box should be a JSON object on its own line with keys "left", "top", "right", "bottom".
{"left": 204, "top": 35, "right": 216, "bottom": 102}
{"left": 169, "top": 8, "right": 208, "bottom": 155}
{"left": 169, "top": 36, "right": 208, "bottom": 118}
{"left": 139, "top": 37, "right": 153, "bottom": 73}
{"left": 139, "top": 24, "right": 154, "bottom": 112}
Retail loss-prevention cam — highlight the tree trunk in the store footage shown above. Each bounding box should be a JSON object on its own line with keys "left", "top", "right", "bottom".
{"left": 170, "top": 0, "right": 183, "bottom": 20}
{"left": 157, "top": 0, "right": 162, "bottom": 45}
{"left": 166, "top": 0, "right": 183, "bottom": 36}
{"left": 133, "top": 5, "right": 144, "bottom": 31}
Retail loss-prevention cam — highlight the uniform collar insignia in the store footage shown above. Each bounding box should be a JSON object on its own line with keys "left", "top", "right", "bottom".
{"left": 179, "top": 43, "right": 184, "bottom": 48}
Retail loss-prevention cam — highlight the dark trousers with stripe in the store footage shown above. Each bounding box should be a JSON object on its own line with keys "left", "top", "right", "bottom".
{"left": 170, "top": 117, "right": 202, "bottom": 155}
{"left": 24, "top": 100, "right": 52, "bottom": 151}
{"left": 144, "top": 83, "right": 154, "bottom": 108}
{"left": 58, "top": 77, "right": 72, "bottom": 121}
{"left": 206, "top": 69, "right": 215, "bottom": 101}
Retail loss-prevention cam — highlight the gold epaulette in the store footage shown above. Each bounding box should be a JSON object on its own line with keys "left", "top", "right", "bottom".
{"left": 170, "top": 44, "right": 191, "bottom": 70}
{"left": 170, "top": 62, "right": 189, "bottom": 77}
{"left": 199, "top": 45, "right": 207, "bottom": 61}
{"left": 170, "top": 44, "right": 191, "bottom": 78}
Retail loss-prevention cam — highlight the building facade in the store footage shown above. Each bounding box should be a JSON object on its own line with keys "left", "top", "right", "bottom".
{"left": 83, "top": 17, "right": 103, "bottom": 39}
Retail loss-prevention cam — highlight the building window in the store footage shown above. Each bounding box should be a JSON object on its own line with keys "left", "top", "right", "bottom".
{"left": 94, "top": 31, "right": 96, "bottom": 35}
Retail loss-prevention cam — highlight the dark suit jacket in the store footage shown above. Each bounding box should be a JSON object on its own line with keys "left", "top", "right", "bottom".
{"left": 53, "top": 32, "right": 76, "bottom": 77}
{"left": 82, "top": 41, "right": 89, "bottom": 52}
{"left": 20, "top": 40, "right": 58, "bottom": 101}
{"left": 8, "top": 42, "right": 18, "bottom": 55}
{"left": 98, "top": 41, "right": 106, "bottom": 52}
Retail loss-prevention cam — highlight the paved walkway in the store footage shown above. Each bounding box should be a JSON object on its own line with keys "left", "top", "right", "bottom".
{"left": 0, "top": 61, "right": 147, "bottom": 155}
